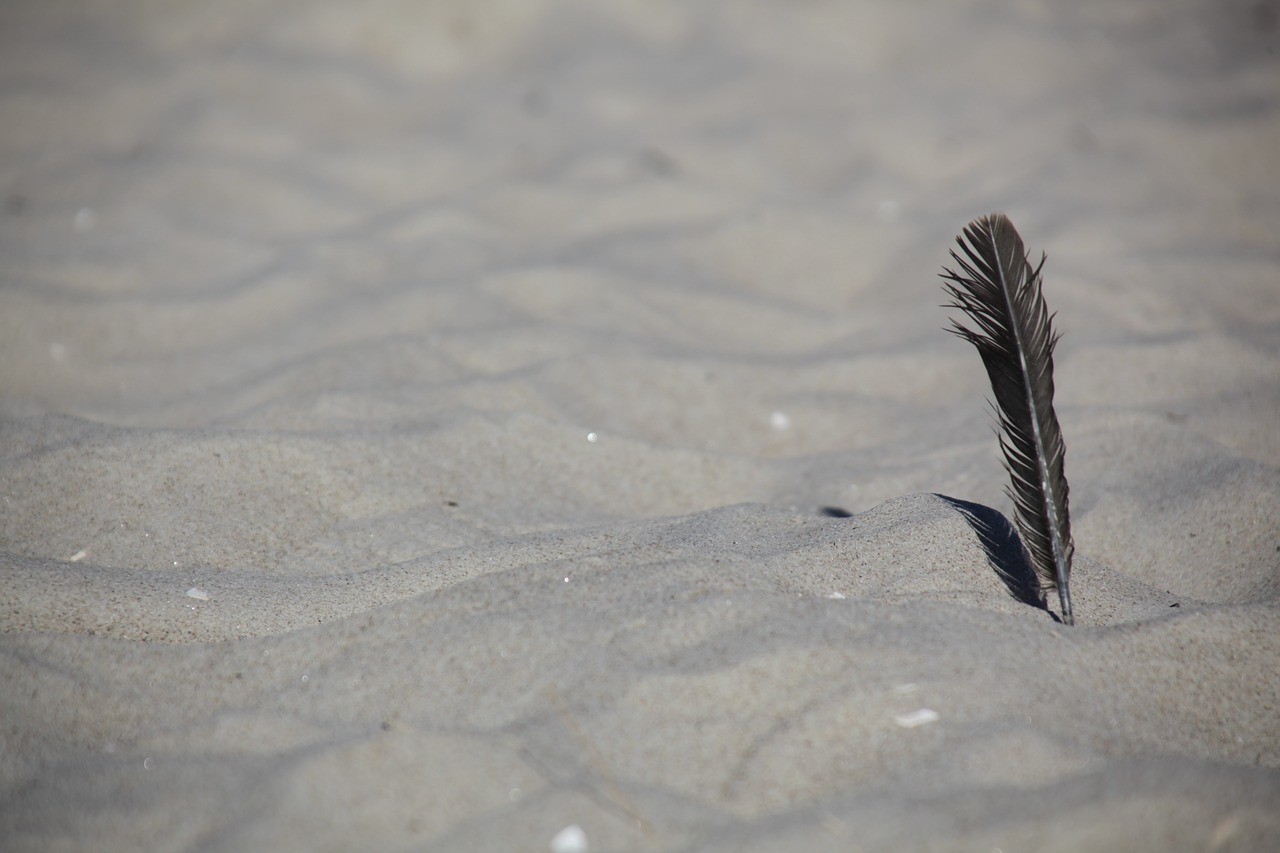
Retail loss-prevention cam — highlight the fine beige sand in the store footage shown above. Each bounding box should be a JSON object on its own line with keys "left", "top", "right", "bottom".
{"left": 2, "top": 1, "right": 1278, "bottom": 850}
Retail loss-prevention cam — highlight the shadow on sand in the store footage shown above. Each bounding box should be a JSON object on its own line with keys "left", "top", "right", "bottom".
{"left": 934, "top": 494, "right": 1055, "bottom": 618}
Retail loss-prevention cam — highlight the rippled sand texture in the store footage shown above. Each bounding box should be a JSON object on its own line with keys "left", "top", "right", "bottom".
{"left": 2, "top": 1, "right": 1279, "bottom": 850}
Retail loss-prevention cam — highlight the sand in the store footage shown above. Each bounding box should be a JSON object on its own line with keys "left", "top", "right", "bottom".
{"left": 2, "top": 1, "right": 1278, "bottom": 850}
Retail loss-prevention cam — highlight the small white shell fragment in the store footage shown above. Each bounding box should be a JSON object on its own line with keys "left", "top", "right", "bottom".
{"left": 186, "top": 587, "right": 209, "bottom": 601}
{"left": 549, "top": 824, "right": 588, "bottom": 853}
{"left": 826, "top": 591, "right": 846, "bottom": 599}
{"left": 68, "top": 549, "right": 87, "bottom": 562}
{"left": 894, "top": 708, "right": 940, "bottom": 728}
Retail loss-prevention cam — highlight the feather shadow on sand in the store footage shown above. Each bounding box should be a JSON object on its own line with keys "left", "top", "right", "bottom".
{"left": 941, "top": 213, "right": 1075, "bottom": 625}
{"left": 935, "top": 494, "right": 1049, "bottom": 613}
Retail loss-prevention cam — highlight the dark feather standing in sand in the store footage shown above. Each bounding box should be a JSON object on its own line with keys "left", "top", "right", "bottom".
{"left": 942, "top": 213, "right": 1075, "bottom": 625}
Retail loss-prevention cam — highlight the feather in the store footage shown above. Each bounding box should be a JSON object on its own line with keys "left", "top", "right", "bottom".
{"left": 941, "top": 213, "right": 1075, "bottom": 625}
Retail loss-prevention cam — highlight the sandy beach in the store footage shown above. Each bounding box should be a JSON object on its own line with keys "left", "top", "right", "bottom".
{"left": 2, "top": 1, "right": 1278, "bottom": 850}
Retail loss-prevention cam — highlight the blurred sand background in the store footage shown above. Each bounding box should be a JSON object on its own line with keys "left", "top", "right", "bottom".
{"left": 2, "top": 1, "right": 1279, "bottom": 850}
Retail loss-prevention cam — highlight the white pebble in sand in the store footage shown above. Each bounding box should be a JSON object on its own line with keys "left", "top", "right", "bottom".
{"left": 185, "top": 587, "right": 209, "bottom": 601}
{"left": 894, "top": 708, "right": 940, "bottom": 728}
{"left": 549, "top": 824, "right": 587, "bottom": 853}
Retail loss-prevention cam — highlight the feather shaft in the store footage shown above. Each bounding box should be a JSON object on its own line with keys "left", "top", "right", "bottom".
{"left": 942, "top": 214, "right": 1075, "bottom": 624}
